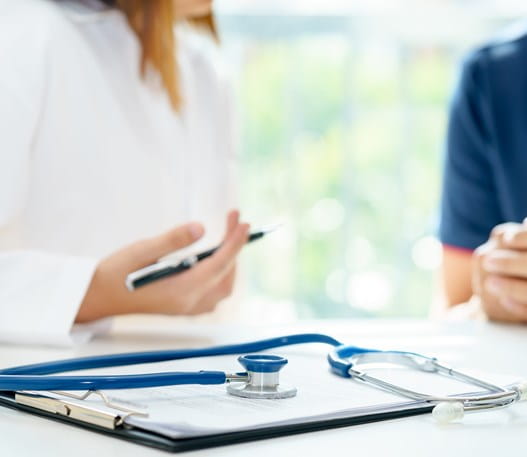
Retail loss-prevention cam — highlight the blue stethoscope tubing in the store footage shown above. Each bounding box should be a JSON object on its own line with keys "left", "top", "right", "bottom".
{"left": 0, "top": 333, "right": 356, "bottom": 391}
{"left": 2, "top": 332, "right": 525, "bottom": 424}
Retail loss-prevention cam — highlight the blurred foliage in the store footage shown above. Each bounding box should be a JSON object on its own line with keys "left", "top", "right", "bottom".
{"left": 231, "top": 32, "right": 455, "bottom": 318}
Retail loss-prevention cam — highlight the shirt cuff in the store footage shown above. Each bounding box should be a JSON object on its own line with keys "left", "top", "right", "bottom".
{"left": 0, "top": 251, "right": 108, "bottom": 346}
{"left": 71, "top": 318, "right": 113, "bottom": 344}
{"left": 442, "top": 243, "right": 475, "bottom": 255}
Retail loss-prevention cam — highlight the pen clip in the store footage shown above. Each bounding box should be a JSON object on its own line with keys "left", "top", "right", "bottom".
{"left": 125, "top": 259, "right": 177, "bottom": 291}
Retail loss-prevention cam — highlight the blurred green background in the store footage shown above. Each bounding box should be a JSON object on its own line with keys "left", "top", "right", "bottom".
{"left": 215, "top": 2, "right": 520, "bottom": 319}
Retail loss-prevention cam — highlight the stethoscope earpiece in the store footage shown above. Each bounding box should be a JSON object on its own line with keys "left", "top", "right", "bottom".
{"left": 226, "top": 354, "right": 297, "bottom": 399}
{"left": 432, "top": 401, "right": 465, "bottom": 424}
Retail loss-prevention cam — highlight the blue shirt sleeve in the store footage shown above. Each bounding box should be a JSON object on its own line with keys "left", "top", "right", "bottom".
{"left": 439, "top": 51, "right": 502, "bottom": 251}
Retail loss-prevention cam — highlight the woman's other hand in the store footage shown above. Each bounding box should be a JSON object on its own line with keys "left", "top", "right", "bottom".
{"left": 473, "top": 221, "right": 527, "bottom": 323}
{"left": 76, "top": 210, "right": 248, "bottom": 322}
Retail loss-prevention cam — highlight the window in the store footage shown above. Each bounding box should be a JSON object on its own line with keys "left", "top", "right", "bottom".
{"left": 216, "top": 0, "right": 522, "bottom": 319}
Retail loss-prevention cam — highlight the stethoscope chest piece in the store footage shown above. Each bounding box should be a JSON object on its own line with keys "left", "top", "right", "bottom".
{"left": 227, "top": 354, "right": 297, "bottom": 399}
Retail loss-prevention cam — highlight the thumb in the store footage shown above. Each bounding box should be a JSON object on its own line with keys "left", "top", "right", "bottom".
{"left": 137, "top": 222, "right": 204, "bottom": 263}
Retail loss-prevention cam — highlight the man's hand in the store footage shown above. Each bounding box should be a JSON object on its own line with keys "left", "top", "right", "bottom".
{"left": 473, "top": 220, "right": 527, "bottom": 323}
{"left": 76, "top": 210, "right": 249, "bottom": 322}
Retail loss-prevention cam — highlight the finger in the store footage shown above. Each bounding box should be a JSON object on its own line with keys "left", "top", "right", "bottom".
{"left": 491, "top": 223, "right": 518, "bottom": 238}
{"left": 479, "top": 293, "right": 527, "bottom": 323}
{"left": 133, "top": 222, "right": 204, "bottom": 264}
{"left": 473, "top": 240, "right": 495, "bottom": 259}
{"left": 491, "top": 222, "right": 527, "bottom": 249}
{"left": 499, "top": 298, "right": 527, "bottom": 321}
{"left": 482, "top": 249, "right": 527, "bottom": 278}
{"left": 502, "top": 227, "right": 527, "bottom": 249}
{"left": 194, "top": 223, "right": 249, "bottom": 281}
{"left": 490, "top": 223, "right": 520, "bottom": 248}
{"left": 153, "top": 223, "right": 246, "bottom": 312}
{"left": 485, "top": 275, "right": 527, "bottom": 303}
{"left": 224, "top": 210, "right": 239, "bottom": 239}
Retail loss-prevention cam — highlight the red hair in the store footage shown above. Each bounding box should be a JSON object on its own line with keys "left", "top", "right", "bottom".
{"left": 114, "top": 0, "right": 217, "bottom": 110}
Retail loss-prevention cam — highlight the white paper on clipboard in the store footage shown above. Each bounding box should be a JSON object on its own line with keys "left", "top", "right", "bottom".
{"left": 41, "top": 345, "right": 519, "bottom": 439}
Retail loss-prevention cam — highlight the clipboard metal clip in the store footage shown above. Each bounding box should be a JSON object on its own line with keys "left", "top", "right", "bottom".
{"left": 15, "top": 390, "right": 149, "bottom": 430}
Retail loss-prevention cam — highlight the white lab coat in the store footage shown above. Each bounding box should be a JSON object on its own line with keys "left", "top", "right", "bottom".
{"left": 0, "top": 0, "right": 237, "bottom": 345}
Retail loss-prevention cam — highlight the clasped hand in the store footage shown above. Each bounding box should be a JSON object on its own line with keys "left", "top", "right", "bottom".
{"left": 474, "top": 220, "right": 527, "bottom": 322}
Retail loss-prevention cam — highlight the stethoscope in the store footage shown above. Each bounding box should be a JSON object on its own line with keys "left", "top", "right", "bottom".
{"left": 1, "top": 333, "right": 525, "bottom": 424}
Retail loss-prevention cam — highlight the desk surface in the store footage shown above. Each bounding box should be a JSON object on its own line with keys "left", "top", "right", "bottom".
{"left": 1, "top": 317, "right": 526, "bottom": 456}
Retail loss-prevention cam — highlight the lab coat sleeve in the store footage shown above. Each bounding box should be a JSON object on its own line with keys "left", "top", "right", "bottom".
{"left": 0, "top": 251, "right": 107, "bottom": 346}
{"left": 0, "top": 24, "right": 107, "bottom": 346}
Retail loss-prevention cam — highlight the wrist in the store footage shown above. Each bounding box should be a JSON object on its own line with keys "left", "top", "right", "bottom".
{"left": 76, "top": 266, "right": 108, "bottom": 323}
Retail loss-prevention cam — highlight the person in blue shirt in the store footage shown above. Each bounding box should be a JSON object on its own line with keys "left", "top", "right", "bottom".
{"left": 440, "top": 25, "right": 527, "bottom": 323}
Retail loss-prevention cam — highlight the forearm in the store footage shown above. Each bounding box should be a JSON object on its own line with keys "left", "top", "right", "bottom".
{"left": 441, "top": 246, "right": 473, "bottom": 307}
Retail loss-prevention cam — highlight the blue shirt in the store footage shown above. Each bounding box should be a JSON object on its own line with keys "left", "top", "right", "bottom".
{"left": 440, "top": 27, "right": 527, "bottom": 250}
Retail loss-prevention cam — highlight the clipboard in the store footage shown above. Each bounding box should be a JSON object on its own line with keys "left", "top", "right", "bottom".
{"left": 0, "top": 389, "right": 433, "bottom": 453}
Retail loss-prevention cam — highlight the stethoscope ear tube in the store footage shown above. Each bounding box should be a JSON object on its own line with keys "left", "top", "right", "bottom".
{"left": 329, "top": 345, "right": 527, "bottom": 424}
{"left": 328, "top": 345, "right": 381, "bottom": 378}
{"left": 327, "top": 353, "right": 352, "bottom": 378}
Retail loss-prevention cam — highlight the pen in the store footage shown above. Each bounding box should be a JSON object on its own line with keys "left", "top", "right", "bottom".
{"left": 125, "top": 224, "right": 280, "bottom": 291}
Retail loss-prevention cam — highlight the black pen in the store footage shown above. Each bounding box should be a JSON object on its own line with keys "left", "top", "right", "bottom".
{"left": 125, "top": 224, "right": 280, "bottom": 291}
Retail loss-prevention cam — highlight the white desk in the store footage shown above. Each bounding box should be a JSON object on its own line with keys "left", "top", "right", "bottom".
{"left": 1, "top": 317, "right": 527, "bottom": 456}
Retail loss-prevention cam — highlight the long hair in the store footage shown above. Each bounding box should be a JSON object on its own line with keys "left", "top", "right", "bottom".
{"left": 112, "top": 1, "right": 218, "bottom": 110}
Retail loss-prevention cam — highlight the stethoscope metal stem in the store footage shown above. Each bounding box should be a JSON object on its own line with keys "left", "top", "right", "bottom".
{"left": 225, "top": 374, "right": 250, "bottom": 383}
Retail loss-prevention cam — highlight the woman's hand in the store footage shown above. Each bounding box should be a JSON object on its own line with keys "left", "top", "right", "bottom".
{"left": 76, "top": 210, "right": 249, "bottom": 322}
{"left": 473, "top": 221, "right": 527, "bottom": 322}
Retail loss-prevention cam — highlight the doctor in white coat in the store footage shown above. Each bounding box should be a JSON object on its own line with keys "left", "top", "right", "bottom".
{"left": 0, "top": 0, "right": 248, "bottom": 345}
